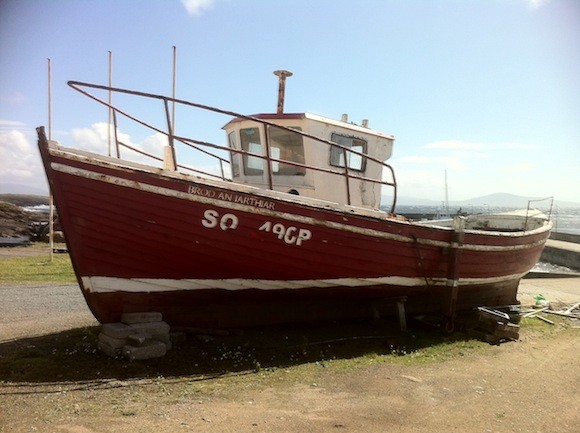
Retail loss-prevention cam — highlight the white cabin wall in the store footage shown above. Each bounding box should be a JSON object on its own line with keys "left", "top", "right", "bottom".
{"left": 223, "top": 115, "right": 394, "bottom": 209}
{"left": 304, "top": 119, "right": 393, "bottom": 209}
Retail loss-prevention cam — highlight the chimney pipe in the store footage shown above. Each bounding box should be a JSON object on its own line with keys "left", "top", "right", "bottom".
{"left": 274, "top": 70, "right": 293, "bottom": 114}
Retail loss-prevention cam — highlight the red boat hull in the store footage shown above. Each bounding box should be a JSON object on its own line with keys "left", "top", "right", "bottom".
{"left": 38, "top": 129, "right": 551, "bottom": 328}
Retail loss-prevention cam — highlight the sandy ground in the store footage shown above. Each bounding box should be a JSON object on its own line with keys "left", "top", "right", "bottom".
{"left": 0, "top": 247, "right": 578, "bottom": 432}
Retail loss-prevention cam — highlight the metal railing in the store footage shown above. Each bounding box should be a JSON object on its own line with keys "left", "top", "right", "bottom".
{"left": 67, "top": 81, "right": 398, "bottom": 212}
{"left": 525, "top": 196, "right": 554, "bottom": 231}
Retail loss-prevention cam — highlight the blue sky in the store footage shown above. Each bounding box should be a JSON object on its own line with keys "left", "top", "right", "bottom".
{"left": 1, "top": 0, "right": 579, "bottom": 204}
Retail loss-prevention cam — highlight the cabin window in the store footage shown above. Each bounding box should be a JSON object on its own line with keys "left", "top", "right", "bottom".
{"left": 227, "top": 131, "right": 240, "bottom": 178}
{"left": 240, "top": 127, "right": 263, "bottom": 175}
{"left": 267, "top": 126, "right": 306, "bottom": 176}
{"left": 329, "top": 134, "right": 367, "bottom": 172}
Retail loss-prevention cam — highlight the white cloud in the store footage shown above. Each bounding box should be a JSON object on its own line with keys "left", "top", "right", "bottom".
{"left": 395, "top": 155, "right": 466, "bottom": 170}
{"left": 393, "top": 139, "right": 549, "bottom": 200}
{"left": 491, "top": 142, "right": 540, "bottom": 150}
{"left": 71, "top": 122, "right": 111, "bottom": 153}
{"left": 71, "top": 123, "right": 170, "bottom": 165}
{"left": 0, "top": 93, "right": 26, "bottom": 105}
{"left": 0, "top": 130, "right": 34, "bottom": 160}
{"left": 394, "top": 168, "right": 450, "bottom": 202}
{"left": 0, "top": 123, "right": 222, "bottom": 194}
{"left": 141, "top": 132, "right": 169, "bottom": 155}
{"left": 500, "top": 162, "right": 537, "bottom": 172}
{"left": 181, "top": 0, "right": 215, "bottom": 16}
{"left": 425, "top": 140, "right": 539, "bottom": 151}
{"left": 0, "top": 129, "right": 46, "bottom": 189}
{"left": 525, "top": 0, "right": 551, "bottom": 10}
{"left": 0, "top": 120, "right": 26, "bottom": 127}
{"left": 71, "top": 122, "right": 144, "bottom": 154}
{"left": 0, "top": 120, "right": 27, "bottom": 132}
{"left": 425, "top": 140, "right": 488, "bottom": 150}
{"left": 410, "top": 140, "right": 539, "bottom": 174}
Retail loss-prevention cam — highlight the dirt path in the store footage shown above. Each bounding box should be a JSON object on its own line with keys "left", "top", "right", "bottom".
{"left": 0, "top": 324, "right": 578, "bottom": 433}
{"left": 0, "top": 284, "right": 96, "bottom": 342}
{"left": 162, "top": 332, "right": 577, "bottom": 433}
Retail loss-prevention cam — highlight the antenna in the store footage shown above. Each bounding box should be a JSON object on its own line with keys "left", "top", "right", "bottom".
{"left": 163, "top": 46, "right": 178, "bottom": 170}
{"left": 274, "top": 70, "right": 293, "bottom": 114}
{"left": 444, "top": 170, "right": 450, "bottom": 216}
{"left": 47, "top": 59, "right": 52, "bottom": 139}
{"left": 47, "top": 58, "right": 54, "bottom": 262}
{"left": 172, "top": 45, "right": 177, "bottom": 128}
{"left": 108, "top": 51, "right": 112, "bottom": 157}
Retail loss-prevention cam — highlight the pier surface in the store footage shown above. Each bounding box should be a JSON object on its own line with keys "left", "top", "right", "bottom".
{"left": 541, "top": 233, "right": 580, "bottom": 272}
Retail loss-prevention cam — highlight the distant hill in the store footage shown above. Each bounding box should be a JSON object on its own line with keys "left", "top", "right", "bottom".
{"left": 393, "top": 196, "right": 441, "bottom": 206}
{"left": 453, "top": 193, "right": 579, "bottom": 209}
{"left": 454, "top": 193, "right": 540, "bottom": 208}
{"left": 387, "top": 193, "right": 579, "bottom": 209}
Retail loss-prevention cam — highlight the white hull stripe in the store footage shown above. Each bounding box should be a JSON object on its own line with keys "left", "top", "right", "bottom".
{"left": 52, "top": 162, "right": 549, "bottom": 253}
{"left": 81, "top": 273, "right": 528, "bottom": 294}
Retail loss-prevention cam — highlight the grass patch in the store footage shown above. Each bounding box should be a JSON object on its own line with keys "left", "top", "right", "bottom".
{"left": 0, "top": 248, "right": 75, "bottom": 284}
{"left": 0, "top": 321, "right": 491, "bottom": 385}
{"left": 519, "top": 315, "right": 575, "bottom": 337}
{"left": 0, "top": 315, "right": 576, "bottom": 390}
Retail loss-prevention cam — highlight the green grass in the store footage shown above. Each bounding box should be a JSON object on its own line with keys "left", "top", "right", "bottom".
{"left": 0, "top": 249, "right": 76, "bottom": 284}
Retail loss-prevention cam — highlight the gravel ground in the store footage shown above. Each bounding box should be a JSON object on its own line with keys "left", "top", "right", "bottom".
{"left": 0, "top": 283, "right": 97, "bottom": 342}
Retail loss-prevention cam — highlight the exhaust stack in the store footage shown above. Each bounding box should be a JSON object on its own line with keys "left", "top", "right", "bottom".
{"left": 274, "top": 70, "right": 293, "bottom": 114}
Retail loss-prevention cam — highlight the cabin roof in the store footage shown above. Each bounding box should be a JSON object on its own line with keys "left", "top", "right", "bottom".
{"left": 223, "top": 112, "right": 395, "bottom": 140}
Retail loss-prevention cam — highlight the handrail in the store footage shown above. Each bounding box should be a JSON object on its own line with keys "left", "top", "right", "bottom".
{"left": 117, "top": 140, "right": 228, "bottom": 180}
{"left": 525, "top": 196, "right": 553, "bottom": 231}
{"left": 67, "top": 80, "right": 398, "bottom": 212}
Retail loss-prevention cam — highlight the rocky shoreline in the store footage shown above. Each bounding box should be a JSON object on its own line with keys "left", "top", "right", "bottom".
{"left": 0, "top": 195, "right": 51, "bottom": 242}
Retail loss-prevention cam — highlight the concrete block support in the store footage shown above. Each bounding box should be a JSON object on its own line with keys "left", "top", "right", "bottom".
{"left": 123, "top": 340, "right": 167, "bottom": 361}
{"left": 101, "top": 322, "right": 133, "bottom": 339}
{"left": 98, "top": 312, "right": 173, "bottom": 359}
{"left": 98, "top": 332, "right": 127, "bottom": 349}
{"left": 127, "top": 333, "right": 152, "bottom": 347}
{"left": 98, "top": 341, "right": 121, "bottom": 358}
{"left": 129, "top": 321, "right": 171, "bottom": 335}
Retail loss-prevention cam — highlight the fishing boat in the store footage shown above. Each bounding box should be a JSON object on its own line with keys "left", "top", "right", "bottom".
{"left": 37, "top": 71, "right": 552, "bottom": 331}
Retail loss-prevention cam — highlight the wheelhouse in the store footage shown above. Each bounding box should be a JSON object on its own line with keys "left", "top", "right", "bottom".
{"left": 223, "top": 113, "right": 395, "bottom": 209}
{"left": 65, "top": 74, "right": 398, "bottom": 212}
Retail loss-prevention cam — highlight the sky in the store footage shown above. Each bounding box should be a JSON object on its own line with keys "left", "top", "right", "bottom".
{"left": 1, "top": 0, "right": 579, "bottom": 205}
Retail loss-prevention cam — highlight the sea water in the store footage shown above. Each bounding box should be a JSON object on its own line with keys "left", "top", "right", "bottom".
{"left": 551, "top": 207, "right": 580, "bottom": 235}
{"left": 395, "top": 205, "right": 580, "bottom": 235}
{"left": 394, "top": 205, "right": 580, "bottom": 274}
